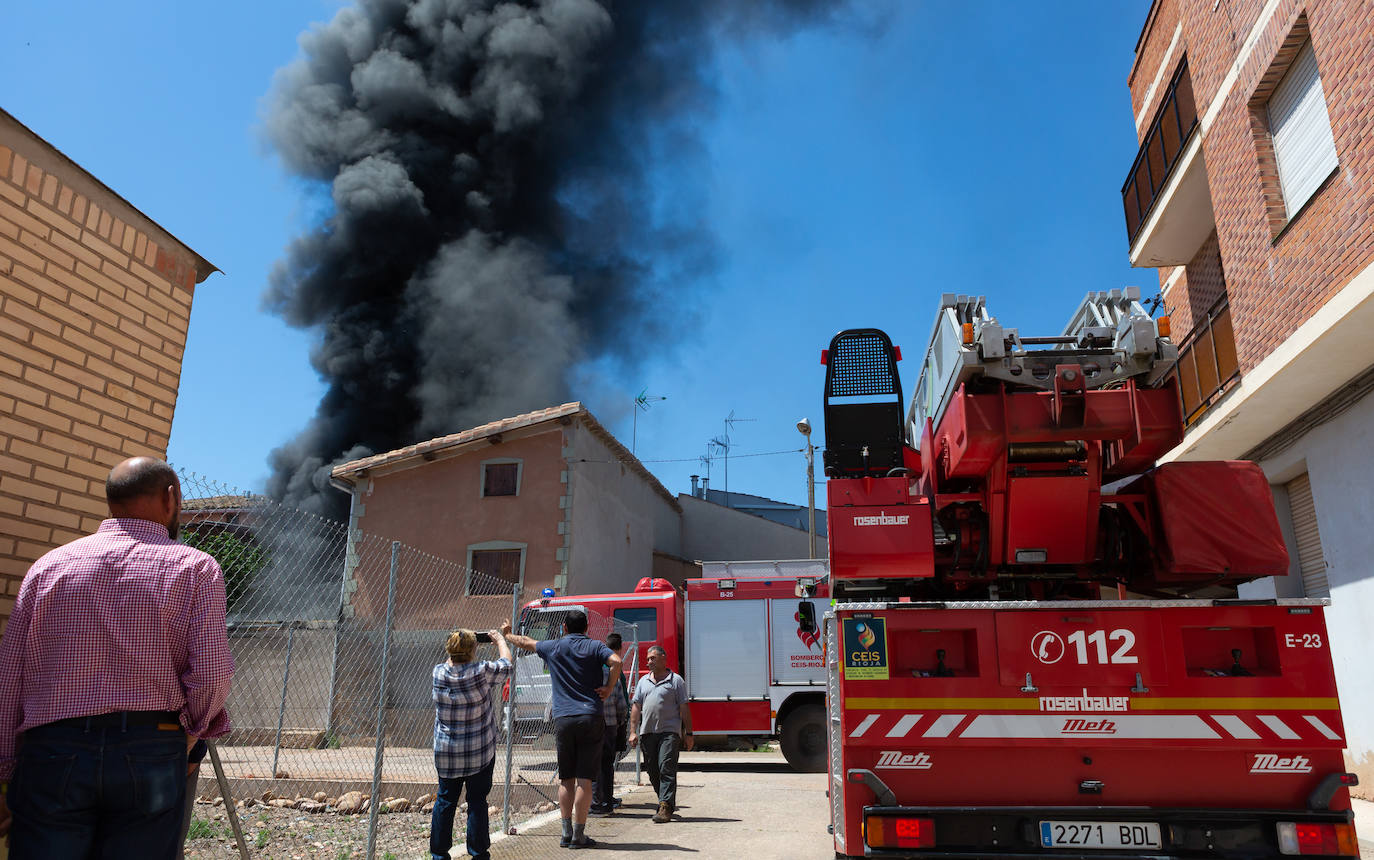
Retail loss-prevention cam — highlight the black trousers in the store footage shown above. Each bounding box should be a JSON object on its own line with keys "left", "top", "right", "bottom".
{"left": 592, "top": 722, "right": 620, "bottom": 809}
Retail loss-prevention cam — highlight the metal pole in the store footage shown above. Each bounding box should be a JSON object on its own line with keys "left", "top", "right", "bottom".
{"left": 326, "top": 495, "right": 360, "bottom": 738}
{"left": 271, "top": 622, "right": 296, "bottom": 779}
{"left": 501, "top": 582, "right": 520, "bottom": 835}
{"left": 365, "top": 541, "right": 400, "bottom": 860}
{"left": 806, "top": 439, "right": 817, "bottom": 559}
{"left": 207, "top": 742, "right": 251, "bottom": 860}
{"left": 630, "top": 624, "right": 641, "bottom": 785}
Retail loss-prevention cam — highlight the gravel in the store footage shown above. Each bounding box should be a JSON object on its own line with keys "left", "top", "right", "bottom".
{"left": 183, "top": 795, "right": 557, "bottom": 860}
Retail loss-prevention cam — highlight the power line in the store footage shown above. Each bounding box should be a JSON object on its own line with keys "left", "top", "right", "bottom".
{"left": 571, "top": 447, "right": 804, "bottom": 466}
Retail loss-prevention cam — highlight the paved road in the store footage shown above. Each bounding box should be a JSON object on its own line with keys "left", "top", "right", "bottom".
{"left": 480, "top": 750, "right": 835, "bottom": 859}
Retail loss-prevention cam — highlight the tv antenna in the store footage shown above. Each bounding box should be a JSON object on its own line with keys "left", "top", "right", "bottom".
{"left": 713, "top": 410, "right": 755, "bottom": 508}
{"left": 631, "top": 388, "right": 666, "bottom": 454}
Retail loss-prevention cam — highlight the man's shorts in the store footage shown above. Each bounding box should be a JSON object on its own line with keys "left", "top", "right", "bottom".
{"left": 553, "top": 713, "right": 604, "bottom": 781}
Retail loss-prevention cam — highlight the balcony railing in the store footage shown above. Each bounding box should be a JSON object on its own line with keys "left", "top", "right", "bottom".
{"left": 1122, "top": 59, "right": 1199, "bottom": 245}
{"left": 1164, "top": 294, "right": 1239, "bottom": 427}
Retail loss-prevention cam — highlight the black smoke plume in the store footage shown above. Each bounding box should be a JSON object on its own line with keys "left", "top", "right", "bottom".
{"left": 264, "top": 0, "right": 848, "bottom": 517}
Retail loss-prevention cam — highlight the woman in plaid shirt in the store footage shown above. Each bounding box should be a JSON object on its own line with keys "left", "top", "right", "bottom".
{"left": 429, "top": 621, "right": 512, "bottom": 860}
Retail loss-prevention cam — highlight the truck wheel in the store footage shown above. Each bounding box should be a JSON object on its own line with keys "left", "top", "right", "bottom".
{"left": 780, "top": 703, "right": 828, "bottom": 772}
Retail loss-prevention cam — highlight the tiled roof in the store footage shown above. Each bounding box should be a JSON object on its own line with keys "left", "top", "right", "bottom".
{"left": 330, "top": 402, "right": 680, "bottom": 509}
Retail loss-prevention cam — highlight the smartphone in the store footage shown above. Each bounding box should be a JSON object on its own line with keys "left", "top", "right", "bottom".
{"left": 475, "top": 632, "right": 493, "bottom": 643}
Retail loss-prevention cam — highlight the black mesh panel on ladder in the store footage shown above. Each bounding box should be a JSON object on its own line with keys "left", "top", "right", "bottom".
{"left": 823, "top": 329, "right": 906, "bottom": 478}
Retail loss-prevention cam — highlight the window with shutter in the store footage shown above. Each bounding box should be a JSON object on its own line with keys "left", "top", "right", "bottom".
{"left": 471, "top": 549, "right": 521, "bottom": 579}
{"left": 1267, "top": 41, "right": 1339, "bottom": 219}
{"left": 482, "top": 461, "right": 520, "bottom": 497}
{"left": 1284, "top": 473, "right": 1329, "bottom": 598}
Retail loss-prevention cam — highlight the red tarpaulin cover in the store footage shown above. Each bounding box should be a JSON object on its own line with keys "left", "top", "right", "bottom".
{"left": 1148, "top": 461, "right": 1290, "bottom": 580}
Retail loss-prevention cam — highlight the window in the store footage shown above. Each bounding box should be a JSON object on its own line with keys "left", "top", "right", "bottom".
{"left": 481, "top": 460, "right": 520, "bottom": 497}
{"left": 613, "top": 607, "right": 658, "bottom": 644}
{"left": 1267, "top": 41, "right": 1338, "bottom": 219}
{"left": 466, "top": 540, "right": 526, "bottom": 594}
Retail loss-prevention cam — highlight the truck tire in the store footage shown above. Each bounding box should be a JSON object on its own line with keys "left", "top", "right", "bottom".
{"left": 780, "top": 703, "right": 828, "bottom": 772}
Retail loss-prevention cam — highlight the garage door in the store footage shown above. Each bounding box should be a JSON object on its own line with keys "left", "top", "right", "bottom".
{"left": 1285, "top": 473, "right": 1329, "bottom": 598}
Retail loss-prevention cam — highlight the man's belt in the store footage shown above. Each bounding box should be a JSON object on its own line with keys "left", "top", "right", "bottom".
{"left": 41, "top": 710, "right": 181, "bottom": 731}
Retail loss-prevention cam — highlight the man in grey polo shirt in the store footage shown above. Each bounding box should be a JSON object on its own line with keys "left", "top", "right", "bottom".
{"left": 628, "top": 645, "right": 693, "bottom": 824}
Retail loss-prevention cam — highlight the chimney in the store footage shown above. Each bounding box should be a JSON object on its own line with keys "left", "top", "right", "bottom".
{"left": 701, "top": 477, "right": 709, "bottom": 497}
{"left": 690, "top": 474, "right": 699, "bottom": 497}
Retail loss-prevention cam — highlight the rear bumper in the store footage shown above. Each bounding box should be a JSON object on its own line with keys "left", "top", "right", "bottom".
{"left": 860, "top": 805, "right": 1356, "bottom": 859}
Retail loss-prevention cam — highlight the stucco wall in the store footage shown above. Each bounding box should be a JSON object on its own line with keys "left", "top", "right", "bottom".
{"left": 679, "top": 493, "right": 827, "bottom": 562}
{"left": 346, "top": 428, "right": 566, "bottom": 623}
{"left": 1240, "top": 391, "right": 1374, "bottom": 794}
{"left": 564, "top": 421, "right": 680, "bottom": 595}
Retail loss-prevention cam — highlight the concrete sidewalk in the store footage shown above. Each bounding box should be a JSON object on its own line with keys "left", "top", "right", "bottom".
{"left": 1353, "top": 796, "right": 1372, "bottom": 858}
{"left": 477, "top": 751, "right": 833, "bottom": 859}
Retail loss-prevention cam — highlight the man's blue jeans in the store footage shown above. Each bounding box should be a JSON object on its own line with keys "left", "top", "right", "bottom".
{"left": 8, "top": 717, "right": 187, "bottom": 860}
{"left": 430, "top": 756, "right": 495, "bottom": 860}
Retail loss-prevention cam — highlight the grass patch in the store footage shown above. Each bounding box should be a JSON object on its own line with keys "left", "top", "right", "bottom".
{"left": 186, "top": 817, "right": 229, "bottom": 840}
{"left": 255, "top": 829, "right": 271, "bottom": 849}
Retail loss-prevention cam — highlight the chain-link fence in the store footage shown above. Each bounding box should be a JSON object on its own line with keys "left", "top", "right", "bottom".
{"left": 177, "top": 471, "right": 644, "bottom": 859}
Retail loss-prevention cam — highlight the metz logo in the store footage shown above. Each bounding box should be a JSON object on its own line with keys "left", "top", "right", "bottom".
{"left": 1251, "top": 753, "right": 1313, "bottom": 774}
{"left": 875, "top": 750, "right": 933, "bottom": 770}
{"left": 1062, "top": 719, "right": 1118, "bottom": 735}
{"left": 852, "top": 512, "right": 910, "bottom": 527}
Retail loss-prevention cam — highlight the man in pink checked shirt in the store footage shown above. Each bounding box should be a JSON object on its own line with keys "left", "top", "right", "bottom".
{"left": 0, "top": 457, "right": 235, "bottom": 859}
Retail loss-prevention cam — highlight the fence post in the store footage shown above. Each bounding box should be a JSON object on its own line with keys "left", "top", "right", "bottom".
{"left": 630, "top": 624, "right": 641, "bottom": 784}
{"left": 271, "top": 621, "right": 296, "bottom": 779}
{"left": 207, "top": 741, "right": 251, "bottom": 860}
{"left": 501, "top": 581, "right": 520, "bottom": 835}
{"left": 365, "top": 541, "right": 400, "bottom": 860}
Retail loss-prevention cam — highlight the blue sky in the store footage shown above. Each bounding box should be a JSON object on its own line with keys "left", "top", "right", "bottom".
{"left": 2, "top": 0, "right": 1154, "bottom": 511}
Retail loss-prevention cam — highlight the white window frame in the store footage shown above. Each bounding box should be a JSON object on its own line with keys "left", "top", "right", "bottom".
{"left": 480, "top": 458, "right": 523, "bottom": 498}
{"left": 1267, "top": 40, "right": 1339, "bottom": 219}
{"left": 465, "top": 539, "right": 527, "bottom": 596}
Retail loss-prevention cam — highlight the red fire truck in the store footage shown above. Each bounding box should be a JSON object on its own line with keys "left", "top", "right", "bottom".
{"left": 821, "top": 290, "right": 1358, "bottom": 858}
{"left": 511, "top": 559, "right": 831, "bottom": 770}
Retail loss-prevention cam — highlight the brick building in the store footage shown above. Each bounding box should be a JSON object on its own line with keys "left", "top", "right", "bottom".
{"left": 0, "top": 109, "right": 216, "bottom": 627}
{"left": 1124, "top": 0, "right": 1373, "bottom": 788}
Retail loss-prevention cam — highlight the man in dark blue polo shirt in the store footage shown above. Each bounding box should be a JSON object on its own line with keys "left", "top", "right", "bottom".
{"left": 507, "top": 610, "right": 622, "bottom": 849}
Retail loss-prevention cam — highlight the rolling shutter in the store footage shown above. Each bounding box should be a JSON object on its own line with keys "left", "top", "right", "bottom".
{"left": 1268, "top": 41, "right": 1339, "bottom": 218}
{"left": 1285, "top": 473, "right": 1329, "bottom": 598}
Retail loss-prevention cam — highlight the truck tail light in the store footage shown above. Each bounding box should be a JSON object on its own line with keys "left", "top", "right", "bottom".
{"left": 1276, "top": 821, "right": 1357, "bottom": 856}
{"left": 865, "top": 815, "right": 935, "bottom": 850}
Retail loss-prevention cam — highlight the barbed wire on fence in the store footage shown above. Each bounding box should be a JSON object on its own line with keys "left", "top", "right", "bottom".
{"left": 176, "top": 468, "right": 647, "bottom": 860}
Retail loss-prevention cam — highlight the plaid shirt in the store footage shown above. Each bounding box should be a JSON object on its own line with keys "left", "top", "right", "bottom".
{"left": 433, "top": 657, "right": 511, "bottom": 778}
{"left": 0, "top": 518, "right": 236, "bottom": 780}
{"left": 603, "top": 665, "right": 628, "bottom": 727}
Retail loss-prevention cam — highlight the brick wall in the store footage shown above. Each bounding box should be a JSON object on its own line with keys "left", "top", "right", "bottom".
{"left": 1127, "top": 0, "right": 1182, "bottom": 127}
{"left": 1130, "top": 0, "right": 1374, "bottom": 375}
{"left": 1165, "top": 232, "right": 1228, "bottom": 339}
{"left": 0, "top": 112, "right": 213, "bottom": 627}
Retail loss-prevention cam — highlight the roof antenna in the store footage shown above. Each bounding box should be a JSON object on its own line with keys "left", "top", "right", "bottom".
{"left": 631, "top": 388, "right": 666, "bottom": 454}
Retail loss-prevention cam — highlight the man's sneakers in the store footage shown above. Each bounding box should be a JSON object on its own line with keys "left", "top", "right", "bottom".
{"left": 589, "top": 804, "right": 614, "bottom": 817}
{"left": 568, "top": 835, "right": 597, "bottom": 849}
{"left": 652, "top": 801, "right": 673, "bottom": 824}
{"left": 611, "top": 796, "right": 623, "bottom": 808}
